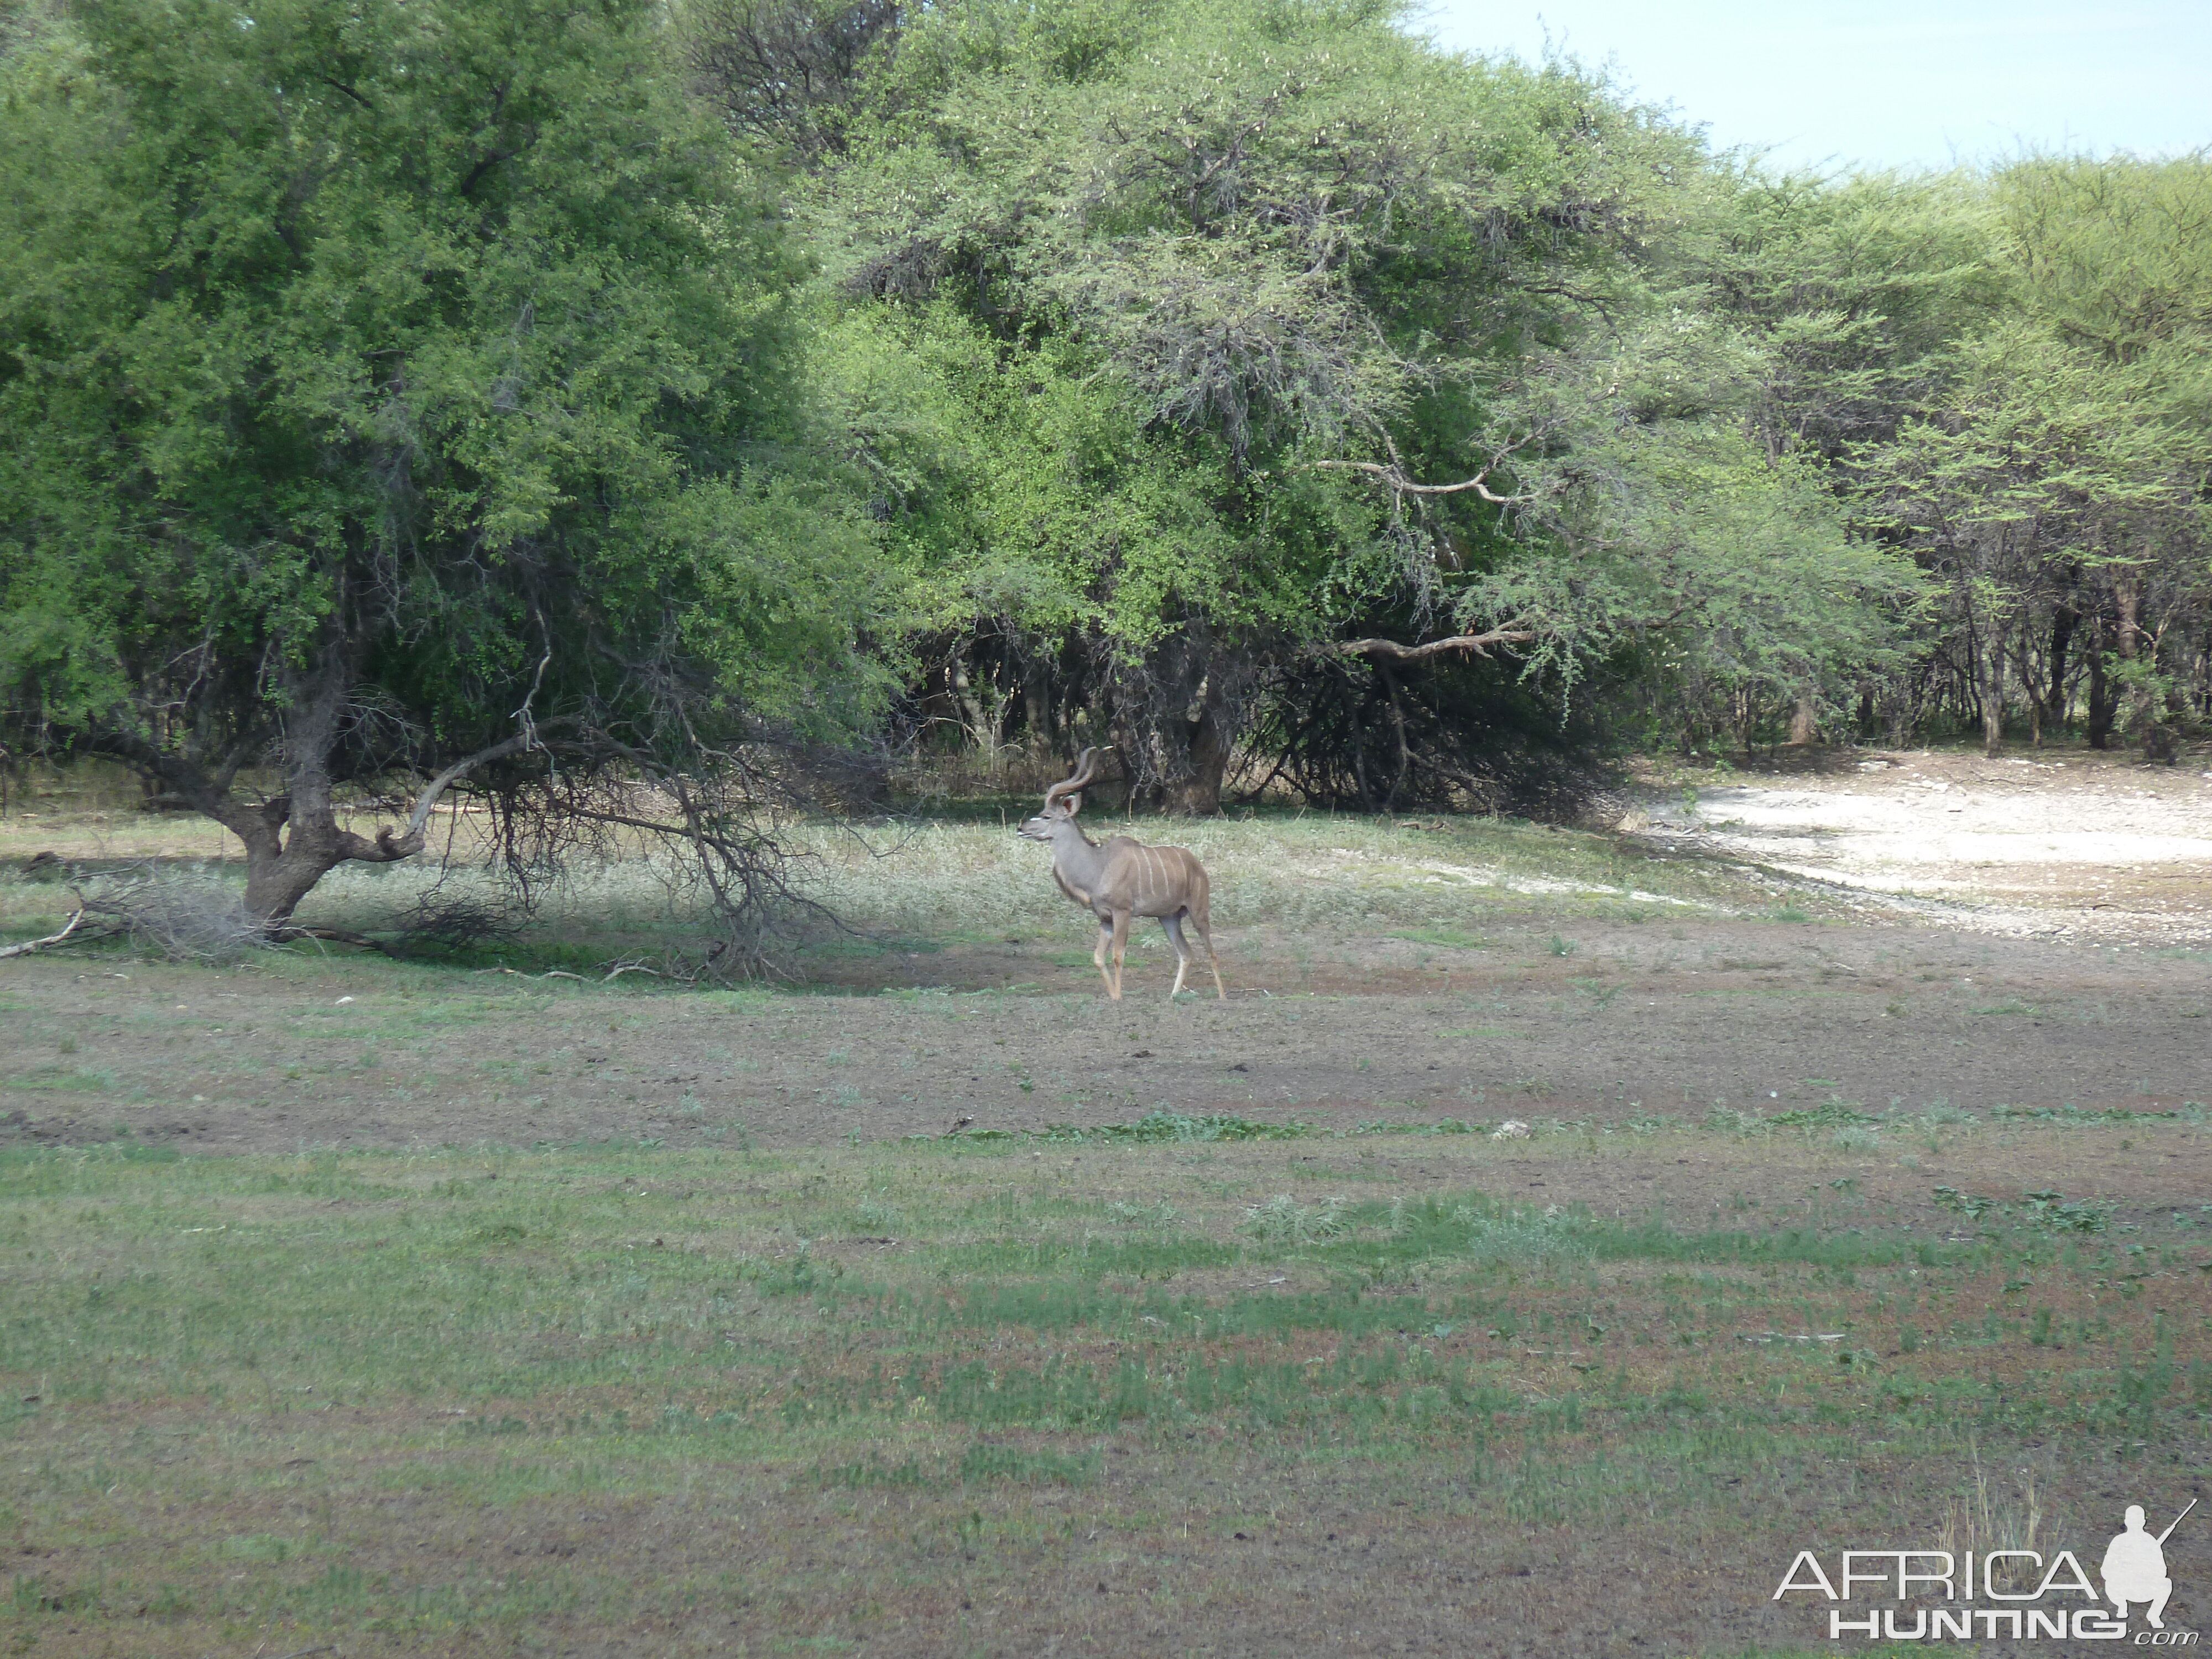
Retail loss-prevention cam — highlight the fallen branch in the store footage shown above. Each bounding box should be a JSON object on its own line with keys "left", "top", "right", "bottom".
{"left": 0, "top": 907, "right": 93, "bottom": 959}
{"left": 273, "top": 925, "right": 398, "bottom": 957}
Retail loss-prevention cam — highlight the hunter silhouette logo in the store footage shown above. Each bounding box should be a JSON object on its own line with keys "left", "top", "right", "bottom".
{"left": 1775, "top": 1498, "right": 2199, "bottom": 1643}
{"left": 2106, "top": 1501, "right": 2193, "bottom": 1630}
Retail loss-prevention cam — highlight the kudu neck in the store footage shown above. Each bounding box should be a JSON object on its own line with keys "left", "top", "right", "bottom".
{"left": 1051, "top": 816, "right": 1107, "bottom": 870}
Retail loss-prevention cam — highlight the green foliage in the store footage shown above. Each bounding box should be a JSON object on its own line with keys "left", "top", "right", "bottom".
{"left": 6, "top": 0, "right": 2203, "bottom": 833}
{"left": 1240, "top": 1192, "right": 1351, "bottom": 1244}
{"left": 1705, "top": 154, "right": 2212, "bottom": 752}
{"left": 0, "top": 0, "right": 892, "bottom": 912}
{"left": 771, "top": 0, "right": 1913, "bottom": 794}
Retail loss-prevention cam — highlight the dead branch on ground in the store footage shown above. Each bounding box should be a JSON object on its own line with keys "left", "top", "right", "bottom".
{"left": 0, "top": 907, "right": 95, "bottom": 959}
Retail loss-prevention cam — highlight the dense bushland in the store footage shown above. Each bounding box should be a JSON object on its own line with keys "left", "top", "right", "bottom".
{"left": 3, "top": 0, "right": 2205, "bottom": 930}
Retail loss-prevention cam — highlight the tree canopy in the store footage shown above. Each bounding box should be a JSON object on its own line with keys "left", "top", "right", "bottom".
{"left": 720, "top": 0, "right": 1936, "bottom": 806}
{"left": 1, "top": 0, "right": 2205, "bottom": 949}
{"left": 1, "top": 0, "right": 887, "bottom": 931}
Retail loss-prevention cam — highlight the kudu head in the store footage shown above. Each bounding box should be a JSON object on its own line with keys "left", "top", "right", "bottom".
{"left": 1018, "top": 748, "right": 1104, "bottom": 843}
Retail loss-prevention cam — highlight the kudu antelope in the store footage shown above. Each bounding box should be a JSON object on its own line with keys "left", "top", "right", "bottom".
{"left": 1018, "top": 749, "right": 1225, "bottom": 1001}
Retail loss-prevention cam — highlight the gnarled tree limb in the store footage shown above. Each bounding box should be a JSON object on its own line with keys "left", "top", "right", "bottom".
{"left": 1310, "top": 459, "right": 1540, "bottom": 505}
{"left": 1336, "top": 624, "right": 1536, "bottom": 662}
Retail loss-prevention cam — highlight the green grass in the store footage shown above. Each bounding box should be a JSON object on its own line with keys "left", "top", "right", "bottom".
{"left": 2, "top": 1119, "right": 2205, "bottom": 1651}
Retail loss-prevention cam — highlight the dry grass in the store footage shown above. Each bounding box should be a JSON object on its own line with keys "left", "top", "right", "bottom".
{"left": 3, "top": 780, "right": 1782, "bottom": 975}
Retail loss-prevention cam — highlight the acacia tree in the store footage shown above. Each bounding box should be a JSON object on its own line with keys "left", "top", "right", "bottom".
{"left": 0, "top": 0, "right": 888, "bottom": 935}
{"left": 703, "top": 0, "right": 1929, "bottom": 804}
{"left": 1684, "top": 156, "right": 2212, "bottom": 755}
{"left": 684, "top": 0, "right": 1697, "bottom": 810}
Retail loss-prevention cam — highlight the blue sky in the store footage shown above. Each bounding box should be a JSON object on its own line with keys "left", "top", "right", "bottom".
{"left": 1416, "top": 2, "right": 2211, "bottom": 174}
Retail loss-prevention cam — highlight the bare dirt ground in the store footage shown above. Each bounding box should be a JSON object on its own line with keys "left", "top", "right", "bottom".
{"left": 1631, "top": 740, "right": 2212, "bottom": 947}
{"left": 1, "top": 915, "right": 2206, "bottom": 1158}
{"left": 4, "top": 747, "right": 2210, "bottom": 1658}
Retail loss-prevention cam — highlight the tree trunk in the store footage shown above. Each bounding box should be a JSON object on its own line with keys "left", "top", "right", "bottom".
{"left": 239, "top": 808, "right": 354, "bottom": 926}
{"left": 1159, "top": 702, "right": 1234, "bottom": 815}
{"left": 1110, "top": 623, "right": 1252, "bottom": 816}
{"left": 2086, "top": 617, "right": 2115, "bottom": 750}
{"left": 2046, "top": 603, "right": 2075, "bottom": 731}
{"left": 2111, "top": 571, "right": 2176, "bottom": 761}
{"left": 89, "top": 632, "right": 533, "bottom": 933}
{"left": 1981, "top": 641, "right": 2005, "bottom": 757}
{"left": 950, "top": 651, "right": 993, "bottom": 760}
{"left": 1379, "top": 665, "right": 1411, "bottom": 808}
{"left": 1020, "top": 657, "right": 1052, "bottom": 756}
{"left": 1787, "top": 693, "right": 1818, "bottom": 746}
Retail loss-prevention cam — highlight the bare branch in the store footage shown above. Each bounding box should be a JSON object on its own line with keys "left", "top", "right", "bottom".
{"left": 1335, "top": 625, "right": 1537, "bottom": 662}
{"left": 0, "top": 907, "right": 92, "bottom": 959}
{"left": 1310, "top": 460, "right": 1540, "bottom": 505}
{"left": 269, "top": 925, "right": 398, "bottom": 957}
{"left": 400, "top": 724, "right": 556, "bottom": 842}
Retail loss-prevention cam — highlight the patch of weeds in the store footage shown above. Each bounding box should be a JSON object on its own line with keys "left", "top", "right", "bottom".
{"left": 1334, "top": 1192, "right": 1934, "bottom": 1274}
{"left": 958, "top": 1442, "right": 1099, "bottom": 1488}
{"left": 2020, "top": 1190, "right": 2112, "bottom": 1234}
{"left": 1706, "top": 1107, "right": 1768, "bottom": 1136}
{"left": 1770, "top": 1102, "right": 1879, "bottom": 1129}
{"left": 1932, "top": 1186, "right": 1996, "bottom": 1221}
{"left": 1242, "top": 1193, "right": 1350, "bottom": 1244}
{"left": 738, "top": 1248, "right": 854, "bottom": 1301}
{"left": 1991, "top": 1103, "right": 2178, "bottom": 1128}
{"left": 854, "top": 1191, "right": 901, "bottom": 1231}
{"left": 1345, "top": 1118, "right": 1479, "bottom": 1138}
{"left": 1392, "top": 928, "right": 1489, "bottom": 951}
{"left": 6, "top": 1065, "right": 122, "bottom": 1094}
{"left": 1107, "top": 1199, "right": 1181, "bottom": 1227}
{"left": 1037, "top": 1110, "right": 1311, "bottom": 1145}
{"left": 1547, "top": 933, "right": 1576, "bottom": 957}
{"left": 1830, "top": 1125, "right": 1882, "bottom": 1152}
{"left": 812, "top": 1455, "right": 931, "bottom": 1490}
{"left": 458, "top": 1413, "right": 531, "bottom": 1438}
{"left": 1456, "top": 1204, "right": 1595, "bottom": 1264}
{"left": 940, "top": 1234, "right": 1237, "bottom": 1279}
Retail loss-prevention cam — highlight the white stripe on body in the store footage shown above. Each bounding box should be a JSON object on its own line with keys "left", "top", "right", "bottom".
{"left": 1100, "top": 841, "right": 1203, "bottom": 918}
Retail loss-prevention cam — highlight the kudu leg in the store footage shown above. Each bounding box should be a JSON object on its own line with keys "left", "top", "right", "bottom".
{"left": 1193, "top": 915, "right": 1225, "bottom": 999}
{"left": 1108, "top": 909, "right": 1131, "bottom": 1000}
{"left": 1093, "top": 917, "right": 1116, "bottom": 998}
{"left": 1164, "top": 914, "right": 1192, "bottom": 999}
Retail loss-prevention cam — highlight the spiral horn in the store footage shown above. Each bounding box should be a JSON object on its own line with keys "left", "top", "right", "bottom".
{"left": 1043, "top": 747, "right": 1104, "bottom": 810}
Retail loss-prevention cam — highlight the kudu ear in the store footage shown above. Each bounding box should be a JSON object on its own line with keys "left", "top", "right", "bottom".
{"left": 1062, "top": 791, "right": 1083, "bottom": 816}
